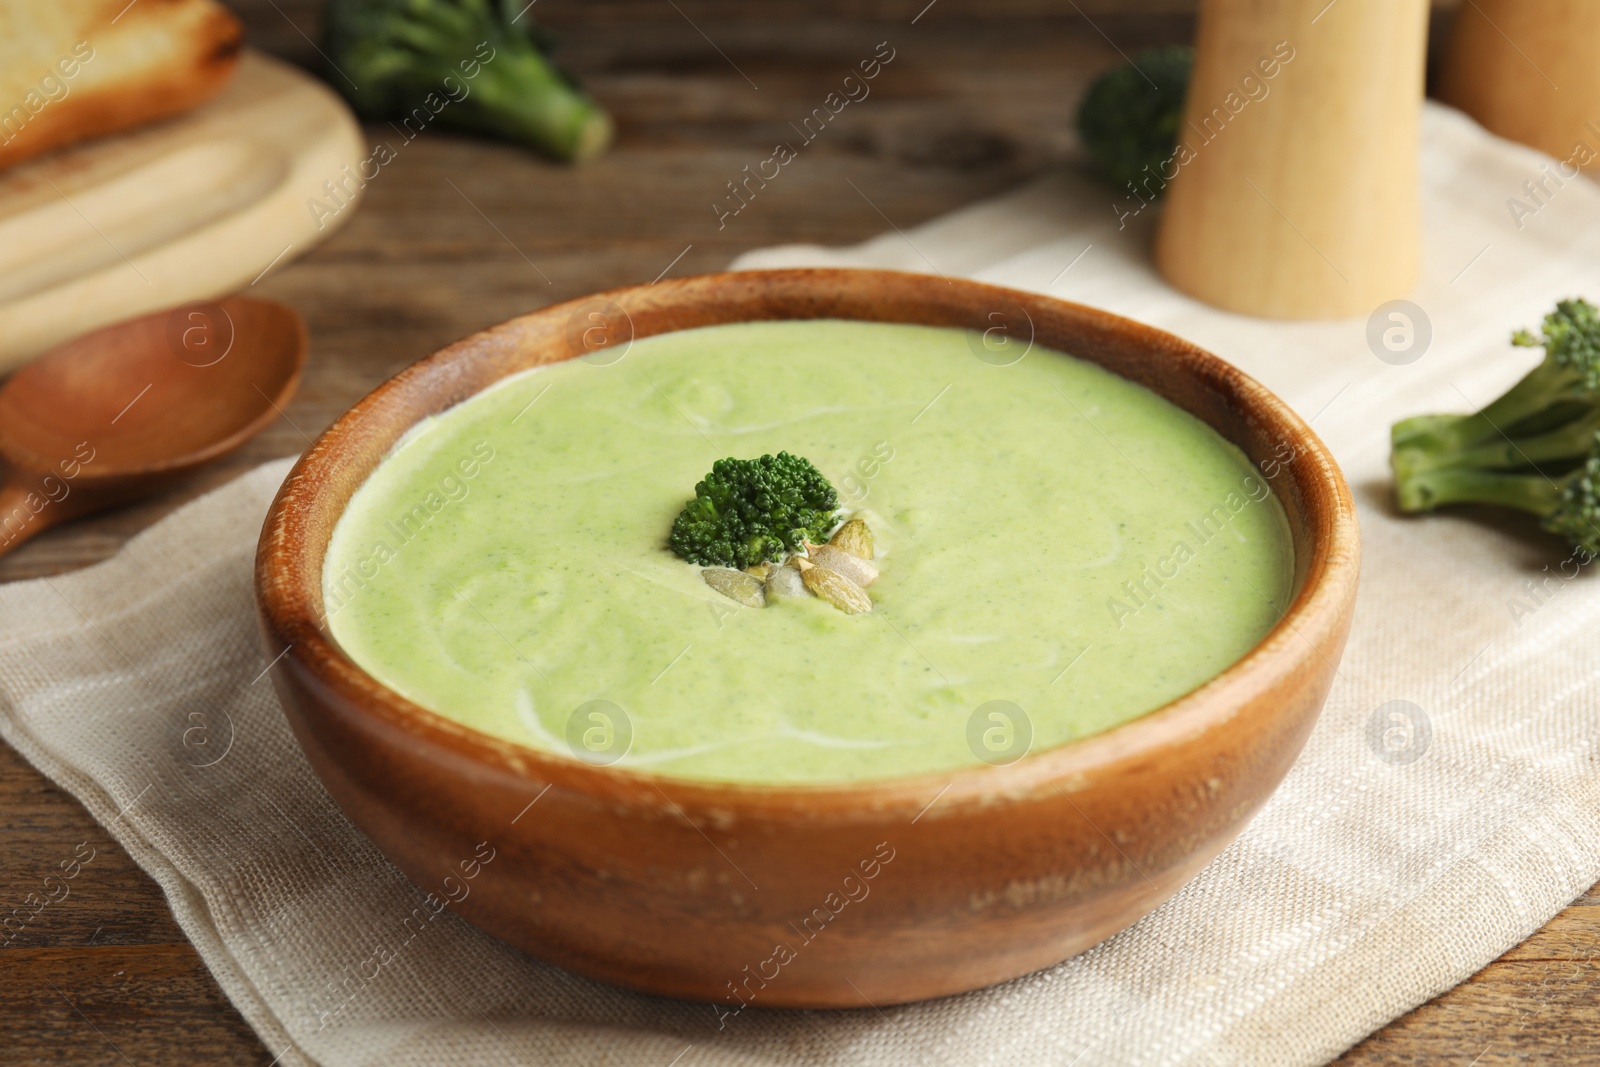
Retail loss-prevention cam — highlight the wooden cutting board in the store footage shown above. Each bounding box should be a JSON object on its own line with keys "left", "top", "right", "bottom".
{"left": 0, "top": 49, "right": 365, "bottom": 371}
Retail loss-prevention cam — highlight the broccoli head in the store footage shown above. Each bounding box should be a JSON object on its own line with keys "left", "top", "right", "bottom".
{"left": 1076, "top": 45, "right": 1193, "bottom": 194}
{"left": 1544, "top": 448, "right": 1600, "bottom": 554}
{"left": 668, "top": 453, "right": 840, "bottom": 569}
{"left": 1391, "top": 298, "right": 1600, "bottom": 555}
{"left": 324, "top": 0, "right": 612, "bottom": 162}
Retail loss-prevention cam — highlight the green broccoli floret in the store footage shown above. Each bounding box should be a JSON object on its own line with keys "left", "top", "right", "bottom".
{"left": 668, "top": 453, "right": 840, "bottom": 569}
{"left": 1076, "top": 45, "right": 1193, "bottom": 195}
{"left": 324, "top": 0, "right": 612, "bottom": 163}
{"left": 1391, "top": 298, "right": 1600, "bottom": 553}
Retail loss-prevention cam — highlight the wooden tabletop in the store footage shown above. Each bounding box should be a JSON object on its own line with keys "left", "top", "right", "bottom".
{"left": 2, "top": 1, "right": 1594, "bottom": 1063}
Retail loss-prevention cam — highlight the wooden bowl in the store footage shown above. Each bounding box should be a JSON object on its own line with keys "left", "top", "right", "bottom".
{"left": 255, "top": 269, "right": 1359, "bottom": 1008}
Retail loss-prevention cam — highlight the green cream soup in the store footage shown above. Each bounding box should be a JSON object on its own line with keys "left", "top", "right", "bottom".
{"left": 324, "top": 320, "right": 1293, "bottom": 784}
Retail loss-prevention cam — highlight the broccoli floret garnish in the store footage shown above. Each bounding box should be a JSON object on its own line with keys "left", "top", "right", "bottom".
{"left": 325, "top": 0, "right": 613, "bottom": 163}
{"left": 1076, "top": 45, "right": 1193, "bottom": 194}
{"left": 668, "top": 453, "right": 840, "bottom": 569}
{"left": 1391, "top": 298, "right": 1600, "bottom": 554}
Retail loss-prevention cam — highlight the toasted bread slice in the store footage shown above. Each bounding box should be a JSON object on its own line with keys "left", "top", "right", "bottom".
{"left": 0, "top": 0, "right": 243, "bottom": 170}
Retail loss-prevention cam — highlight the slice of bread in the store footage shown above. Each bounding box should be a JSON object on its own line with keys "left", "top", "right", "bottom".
{"left": 0, "top": 0, "right": 243, "bottom": 171}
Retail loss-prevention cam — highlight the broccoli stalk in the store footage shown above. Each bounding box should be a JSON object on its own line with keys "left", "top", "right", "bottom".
{"left": 1391, "top": 298, "right": 1600, "bottom": 553}
{"left": 1415, "top": 404, "right": 1600, "bottom": 474}
{"left": 669, "top": 453, "right": 840, "bottom": 569}
{"left": 325, "top": 0, "right": 613, "bottom": 163}
{"left": 1393, "top": 299, "right": 1600, "bottom": 461}
{"left": 1393, "top": 449, "right": 1600, "bottom": 553}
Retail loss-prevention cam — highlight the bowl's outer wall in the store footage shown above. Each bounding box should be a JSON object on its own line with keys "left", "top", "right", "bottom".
{"left": 256, "top": 270, "right": 1360, "bottom": 1009}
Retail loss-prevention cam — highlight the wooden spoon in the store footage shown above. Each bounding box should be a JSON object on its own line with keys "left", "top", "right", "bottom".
{"left": 0, "top": 296, "right": 306, "bottom": 559}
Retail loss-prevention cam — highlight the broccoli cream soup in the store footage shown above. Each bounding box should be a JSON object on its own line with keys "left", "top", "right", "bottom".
{"left": 324, "top": 320, "right": 1293, "bottom": 784}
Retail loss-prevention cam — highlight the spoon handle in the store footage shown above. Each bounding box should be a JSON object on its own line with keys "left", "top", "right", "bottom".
{"left": 0, "top": 475, "right": 67, "bottom": 561}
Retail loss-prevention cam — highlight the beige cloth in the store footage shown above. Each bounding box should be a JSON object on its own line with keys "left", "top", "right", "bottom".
{"left": 4, "top": 102, "right": 1600, "bottom": 1066}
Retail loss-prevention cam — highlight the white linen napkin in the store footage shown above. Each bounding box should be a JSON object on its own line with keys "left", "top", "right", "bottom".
{"left": 2, "top": 101, "right": 1598, "bottom": 1066}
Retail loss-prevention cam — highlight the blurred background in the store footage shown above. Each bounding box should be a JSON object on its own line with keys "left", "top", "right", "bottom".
{"left": 0, "top": 0, "right": 1469, "bottom": 584}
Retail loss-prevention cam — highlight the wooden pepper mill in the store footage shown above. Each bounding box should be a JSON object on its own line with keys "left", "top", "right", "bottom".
{"left": 1438, "top": 0, "right": 1600, "bottom": 172}
{"left": 1154, "top": 0, "right": 1431, "bottom": 320}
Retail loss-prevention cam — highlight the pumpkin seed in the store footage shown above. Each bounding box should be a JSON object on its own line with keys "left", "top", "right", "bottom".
{"left": 796, "top": 558, "right": 872, "bottom": 614}
{"left": 765, "top": 563, "right": 808, "bottom": 599}
{"left": 702, "top": 567, "right": 766, "bottom": 608}
{"left": 809, "top": 544, "right": 878, "bottom": 587}
{"left": 829, "top": 517, "right": 875, "bottom": 559}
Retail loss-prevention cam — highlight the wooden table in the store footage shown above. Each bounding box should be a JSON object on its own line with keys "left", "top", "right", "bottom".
{"left": 1, "top": 1, "right": 1594, "bottom": 1063}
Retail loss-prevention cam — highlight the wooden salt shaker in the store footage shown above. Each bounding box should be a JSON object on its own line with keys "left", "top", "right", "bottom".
{"left": 1154, "top": 0, "right": 1431, "bottom": 320}
{"left": 1438, "top": 0, "right": 1600, "bottom": 174}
